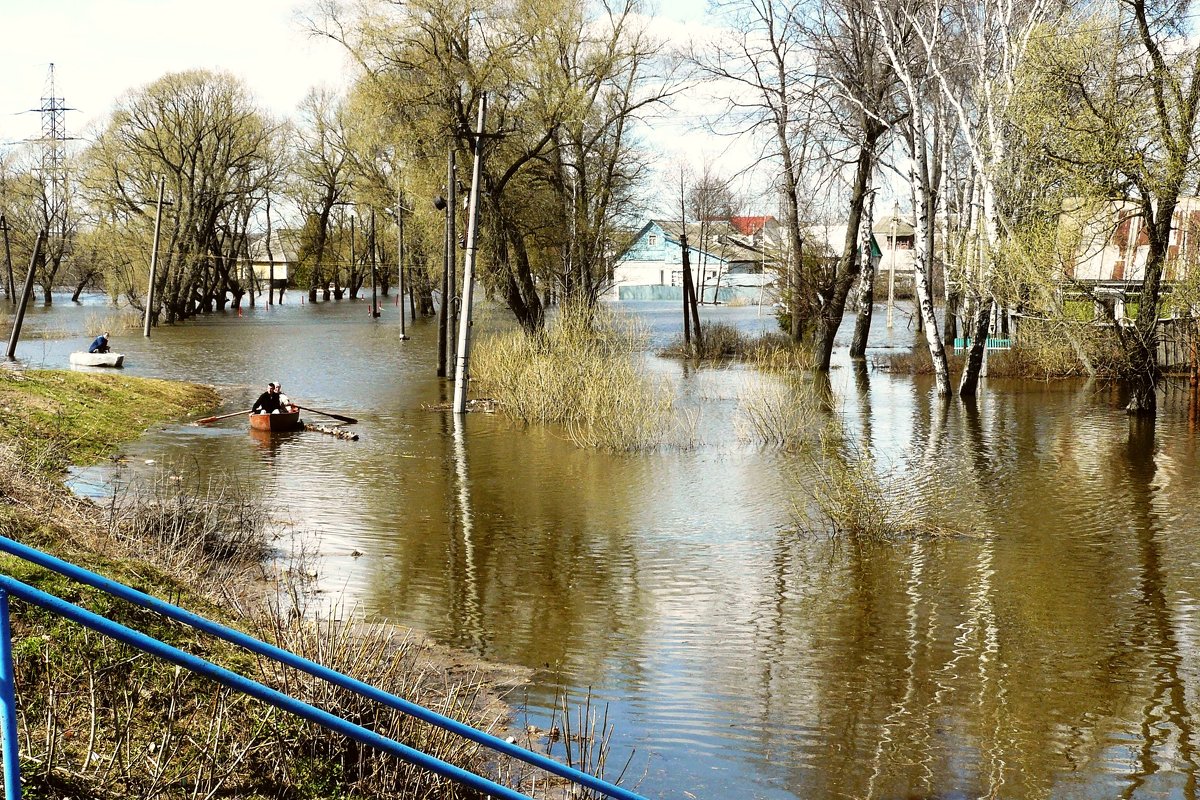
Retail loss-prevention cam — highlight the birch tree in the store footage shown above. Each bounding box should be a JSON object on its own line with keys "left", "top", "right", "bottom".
{"left": 905, "top": 0, "right": 1052, "bottom": 396}
{"left": 872, "top": 0, "right": 952, "bottom": 395}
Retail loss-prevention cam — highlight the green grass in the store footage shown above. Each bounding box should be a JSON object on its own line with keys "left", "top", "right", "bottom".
{"left": 0, "top": 369, "right": 218, "bottom": 472}
{"left": 0, "top": 370, "right": 505, "bottom": 800}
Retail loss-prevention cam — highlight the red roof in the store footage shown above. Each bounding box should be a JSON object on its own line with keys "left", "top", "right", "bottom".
{"left": 729, "top": 216, "right": 772, "bottom": 235}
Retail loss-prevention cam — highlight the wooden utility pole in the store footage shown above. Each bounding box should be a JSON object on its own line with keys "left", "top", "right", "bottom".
{"left": 266, "top": 192, "right": 275, "bottom": 306}
{"left": 397, "top": 194, "right": 408, "bottom": 340}
{"left": 436, "top": 188, "right": 449, "bottom": 377}
{"left": 453, "top": 96, "right": 488, "bottom": 414}
{"left": 143, "top": 177, "right": 165, "bottom": 338}
{"left": 6, "top": 231, "right": 46, "bottom": 360}
{"left": 0, "top": 215, "right": 14, "bottom": 304}
{"left": 370, "top": 210, "right": 379, "bottom": 318}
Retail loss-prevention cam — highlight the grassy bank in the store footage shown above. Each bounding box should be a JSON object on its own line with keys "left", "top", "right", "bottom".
{"left": 0, "top": 368, "right": 522, "bottom": 800}
{"left": 0, "top": 369, "right": 218, "bottom": 472}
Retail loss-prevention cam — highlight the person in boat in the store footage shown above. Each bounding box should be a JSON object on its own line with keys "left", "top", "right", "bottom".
{"left": 87, "top": 332, "right": 110, "bottom": 354}
{"left": 252, "top": 382, "right": 282, "bottom": 414}
{"left": 274, "top": 382, "right": 297, "bottom": 413}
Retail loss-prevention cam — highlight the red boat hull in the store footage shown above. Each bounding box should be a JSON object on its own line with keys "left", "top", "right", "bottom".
{"left": 248, "top": 410, "right": 301, "bottom": 432}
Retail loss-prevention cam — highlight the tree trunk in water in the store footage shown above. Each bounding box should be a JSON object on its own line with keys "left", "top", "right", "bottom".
{"left": 958, "top": 296, "right": 993, "bottom": 397}
{"left": 812, "top": 135, "right": 877, "bottom": 371}
{"left": 849, "top": 183, "right": 877, "bottom": 359}
{"left": 685, "top": 244, "right": 702, "bottom": 348}
{"left": 1125, "top": 197, "right": 1172, "bottom": 416}
{"left": 910, "top": 116, "right": 950, "bottom": 396}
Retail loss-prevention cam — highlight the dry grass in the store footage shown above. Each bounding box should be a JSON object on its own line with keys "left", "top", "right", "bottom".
{"left": 103, "top": 466, "right": 274, "bottom": 597}
{"left": 796, "top": 433, "right": 965, "bottom": 540}
{"left": 660, "top": 323, "right": 813, "bottom": 371}
{"left": 736, "top": 376, "right": 823, "bottom": 447}
{"left": 471, "top": 304, "right": 677, "bottom": 451}
{"left": 874, "top": 320, "right": 1132, "bottom": 380}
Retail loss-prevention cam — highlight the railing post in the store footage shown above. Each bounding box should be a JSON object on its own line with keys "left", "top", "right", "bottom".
{"left": 0, "top": 590, "right": 21, "bottom": 800}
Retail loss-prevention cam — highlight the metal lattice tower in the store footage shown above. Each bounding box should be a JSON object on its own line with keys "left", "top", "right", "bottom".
{"left": 31, "top": 64, "right": 76, "bottom": 241}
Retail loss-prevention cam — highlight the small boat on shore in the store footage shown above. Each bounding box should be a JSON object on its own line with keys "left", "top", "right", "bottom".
{"left": 69, "top": 351, "right": 124, "bottom": 368}
{"left": 248, "top": 409, "right": 301, "bottom": 432}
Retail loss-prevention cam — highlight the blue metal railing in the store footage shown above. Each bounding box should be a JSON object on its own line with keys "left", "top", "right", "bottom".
{"left": 0, "top": 535, "right": 647, "bottom": 800}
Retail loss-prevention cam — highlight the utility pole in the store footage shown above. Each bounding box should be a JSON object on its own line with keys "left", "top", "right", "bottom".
{"left": 447, "top": 150, "right": 458, "bottom": 378}
{"left": 0, "top": 216, "right": 13, "bottom": 303}
{"left": 453, "top": 95, "right": 488, "bottom": 414}
{"left": 370, "top": 210, "right": 379, "bottom": 318}
{"left": 887, "top": 201, "right": 898, "bottom": 329}
{"left": 397, "top": 193, "right": 409, "bottom": 340}
{"left": 143, "top": 177, "right": 165, "bottom": 338}
{"left": 265, "top": 192, "right": 275, "bottom": 306}
{"left": 436, "top": 188, "right": 449, "bottom": 376}
{"left": 6, "top": 231, "right": 46, "bottom": 360}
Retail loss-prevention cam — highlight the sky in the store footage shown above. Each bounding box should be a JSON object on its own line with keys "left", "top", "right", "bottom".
{"left": 0, "top": 0, "right": 775, "bottom": 214}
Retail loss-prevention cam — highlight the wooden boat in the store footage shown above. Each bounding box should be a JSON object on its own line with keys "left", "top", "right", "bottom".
{"left": 69, "top": 351, "right": 124, "bottom": 368}
{"left": 248, "top": 409, "right": 301, "bottom": 432}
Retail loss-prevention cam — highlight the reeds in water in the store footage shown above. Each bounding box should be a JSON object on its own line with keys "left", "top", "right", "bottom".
{"left": 471, "top": 304, "right": 676, "bottom": 451}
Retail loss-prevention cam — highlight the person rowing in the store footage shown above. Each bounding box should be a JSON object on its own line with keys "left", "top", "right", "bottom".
{"left": 251, "top": 381, "right": 282, "bottom": 414}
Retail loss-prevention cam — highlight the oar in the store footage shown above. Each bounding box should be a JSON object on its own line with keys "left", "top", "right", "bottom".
{"left": 196, "top": 409, "right": 251, "bottom": 425}
{"left": 296, "top": 405, "right": 358, "bottom": 425}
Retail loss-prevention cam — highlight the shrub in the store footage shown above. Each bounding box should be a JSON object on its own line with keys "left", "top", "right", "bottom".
{"left": 471, "top": 304, "right": 677, "bottom": 450}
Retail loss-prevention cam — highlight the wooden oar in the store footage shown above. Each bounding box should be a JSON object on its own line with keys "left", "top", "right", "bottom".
{"left": 297, "top": 405, "right": 358, "bottom": 425}
{"left": 196, "top": 409, "right": 251, "bottom": 425}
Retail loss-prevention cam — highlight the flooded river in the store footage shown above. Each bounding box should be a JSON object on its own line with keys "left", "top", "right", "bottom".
{"left": 7, "top": 294, "right": 1200, "bottom": 799}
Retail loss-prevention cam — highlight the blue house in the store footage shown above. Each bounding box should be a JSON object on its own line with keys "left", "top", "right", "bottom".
{"left": 607, "top": 218, "right": 776, "bottom": 302}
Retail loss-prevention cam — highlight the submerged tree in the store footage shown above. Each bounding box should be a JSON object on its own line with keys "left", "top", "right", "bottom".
{"left": 82, "top": 70, "right": 275, "bottom": 323}
{"left": 309, "top": 0, "right": 673, "bottom": 331}
{"left": 1015, "top": 0, "right": 1200, "bottom": 416}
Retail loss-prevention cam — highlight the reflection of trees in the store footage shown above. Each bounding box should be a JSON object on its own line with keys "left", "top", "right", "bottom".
{"left": 745, "top": 380, "right": 1200, "bottom": 798}
{"left": 358, "top": 413, "right": 653, "bottom": 680}
{"left": 1117, "top": 420, "right": 1197, "bottom": 798}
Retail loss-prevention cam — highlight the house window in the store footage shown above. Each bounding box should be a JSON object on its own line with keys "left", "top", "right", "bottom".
{"left": 648, "top": 234, "right": 658, "bottom": 247}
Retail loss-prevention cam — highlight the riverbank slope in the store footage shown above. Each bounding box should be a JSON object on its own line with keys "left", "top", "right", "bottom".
{"left": 0, "top": 368, "right": 526, "bottom": 800}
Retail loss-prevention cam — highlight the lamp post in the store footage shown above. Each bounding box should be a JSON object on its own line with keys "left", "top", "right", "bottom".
{"left": 887, "top": 201, "right": 898, "bottom": 329}
{"left": 453, "top": 94, "right": 488, "bottom": 414}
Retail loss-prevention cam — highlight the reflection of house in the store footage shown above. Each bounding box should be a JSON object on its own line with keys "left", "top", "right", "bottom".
{"left": 1062, "top": 197, "right": 1200, "bottom": 283}
{"left": 241, "top": 230, "right": 301, "bottom": 288}
{"left": 607, "top": 217, "right": 779, "bottom": 302}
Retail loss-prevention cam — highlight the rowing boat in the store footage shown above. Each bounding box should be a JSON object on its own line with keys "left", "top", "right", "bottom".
{"left": 248, "top": 409, "right": 301, "bottom": 432}
{"left": 69, "top": 351, "right": 124, "bottom": 368}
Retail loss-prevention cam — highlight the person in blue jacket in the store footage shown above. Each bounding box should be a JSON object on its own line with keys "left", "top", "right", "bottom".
{"left": 87, "top": 332, "right": 110, "bottom": 353}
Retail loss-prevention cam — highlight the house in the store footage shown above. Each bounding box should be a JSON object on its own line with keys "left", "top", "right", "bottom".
{"left": 607, "top": 218, "right": 777, "bottom": 302}
{"left": 872, "top": 210, "right": 917, "bottom": 277}
{"left": 1061, "top": 197, "right": 1200, "bottom": 284}
{"left": 241, "top": 229, "right": 301, "bottom": 289}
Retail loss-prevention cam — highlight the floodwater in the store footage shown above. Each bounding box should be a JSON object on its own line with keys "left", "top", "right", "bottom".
{"left": 7, "top": 293, "right": 1200, "bottom": 800}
